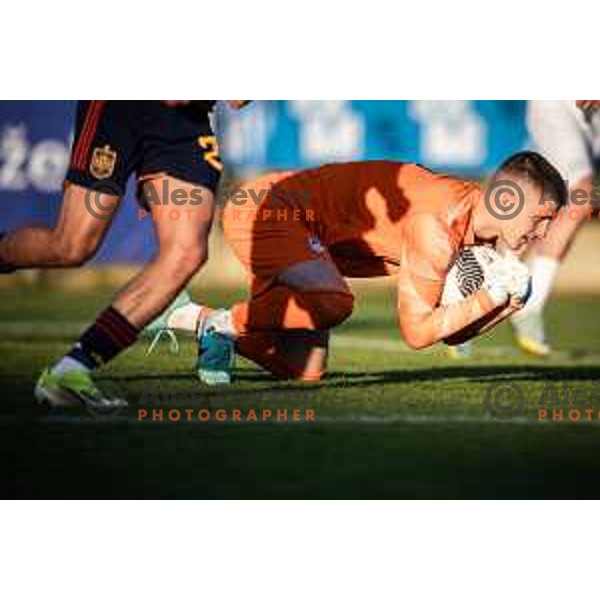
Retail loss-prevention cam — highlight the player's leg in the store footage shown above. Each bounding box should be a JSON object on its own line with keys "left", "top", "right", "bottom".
{"left": 235, "top": 329, "right": 330, "bottom": 381}
{"left": 0, "top": 101, "right": 125, "bottom": 272}
{"left": 38, "top": 101, "right": 225, "bottom": 410}
{"left": 37, "top": 102, "right": 224, "bottom": 407}
{"left": 0, "top": 183, "right": 119, "bottom": 270}
{"left": 512, "top": 175, "right": 594, "bottom": 355}
{"left": 198, "top": 258, "right": 354, "bottom": 384}
{"left": 144, "top": 287, "right": 333, "bottom": 381}
{"left": 219, "top": 261, "right": 352, "bottom": 382}
{"left": 37, "top": 177, "right": 215, "bottom": 408}
{"left": 198, "top": 185, "right": 357, "bottom": 384}
{"left": 63, "top": 177, "right": 211, "bottom": 381}
{"left": 7, "top": 187, "right": 128, "bottom": 410}
{"left": 223, "top": 188, "right": 355, "bottom": 333}
{"left": 111, "top": 177, "right": 214, "bottom": 326}
{"left": 525, "top": 175, "right": 593, "bottom": 300}
{"left": 511, "top": 101, "right": 596, "bottom": 355}
{"left": 231, "top": 260, "right": 354, "bottom": 333}
{"left": 15, "top": 100, "right": 141, "bottom": 409}
{"left": 538, "top": 178, "right": 594, "bottom": 261}
{"left": 1, "top": 101, "right": 134, "bottom": 271}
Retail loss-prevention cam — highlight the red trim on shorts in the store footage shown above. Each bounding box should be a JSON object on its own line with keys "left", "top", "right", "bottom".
{"left": 71, "top": 101, "right": 106, "bottom": 170}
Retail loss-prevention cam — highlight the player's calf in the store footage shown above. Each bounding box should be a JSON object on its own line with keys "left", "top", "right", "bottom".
{"left": 238, "top": 330, "right": 330, "bottom": 382}
{"left": 0, "top": 224, "right": 102, "bottom": 269}
{"left": 50, "top": 231, "right": 102, "bottom": 267}
{"left": 196, "top": 288, "right": 353, "bottom": 385}
{"left": 160, "top": 243, "right": 208, "bottom": 283}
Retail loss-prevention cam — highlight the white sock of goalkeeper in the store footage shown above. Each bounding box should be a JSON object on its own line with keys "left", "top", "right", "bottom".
{"left": 167, "top": 302, "right": 204, "bottom": 333}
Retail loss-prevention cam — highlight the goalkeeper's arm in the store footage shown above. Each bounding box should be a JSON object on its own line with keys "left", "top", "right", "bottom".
{"left": 397, "top": 246, "right": 531, "bottom": 349}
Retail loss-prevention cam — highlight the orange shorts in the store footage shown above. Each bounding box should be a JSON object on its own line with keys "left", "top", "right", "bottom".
{"left": 223, "top": 171, "right": 325, "bottom": 280}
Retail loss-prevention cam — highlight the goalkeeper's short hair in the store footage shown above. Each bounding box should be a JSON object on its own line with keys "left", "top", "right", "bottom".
{"left": 494, "top": 151, "right": 568, "bottom": 208}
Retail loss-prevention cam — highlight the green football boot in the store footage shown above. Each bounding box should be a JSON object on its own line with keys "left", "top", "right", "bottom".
{"left": 34, "top": 368, "right": 128, "bottom": 415}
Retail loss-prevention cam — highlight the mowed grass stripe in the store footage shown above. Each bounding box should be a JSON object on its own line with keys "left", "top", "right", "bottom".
{"left": 1, "top": 321, "right": 599, "bottom": 362}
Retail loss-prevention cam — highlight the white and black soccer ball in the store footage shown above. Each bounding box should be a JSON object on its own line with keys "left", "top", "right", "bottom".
{"left": 441, "top": 245, "right": 502, "bottom": 306}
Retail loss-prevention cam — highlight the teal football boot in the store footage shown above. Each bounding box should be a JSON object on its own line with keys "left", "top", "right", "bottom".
{"left": 196, "top": 310, "right": 235, "bottom": 386}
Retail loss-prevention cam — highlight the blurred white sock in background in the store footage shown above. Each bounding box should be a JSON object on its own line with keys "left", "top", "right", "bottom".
{"left": 517, "top": 255, "right": 560, "bottom": 317}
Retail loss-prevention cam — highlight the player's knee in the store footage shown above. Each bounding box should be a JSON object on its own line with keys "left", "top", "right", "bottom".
{"left": 53, "top": 234, "right": 99, "bottom": 267}
{"left": 161, "top": 243, "right": 208, "bottom": 281}
{"left": 308, "top": 291, "right": 355, "bottom": 329}
{"left": 321, "top": 291, "right": 354, "bottom": 328}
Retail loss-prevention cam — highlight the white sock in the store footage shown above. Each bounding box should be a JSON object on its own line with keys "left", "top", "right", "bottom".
{"left": 518, "top": 256, "right": 560, "bottom": 317}
{"left": 167, "top": 302, "right": 203, "bottom": 333}
{"left": 202, "top": 309, "right": 236, "bottom": 338}
{"left": 51, "top": 356, "right": 90, "bottom": 376}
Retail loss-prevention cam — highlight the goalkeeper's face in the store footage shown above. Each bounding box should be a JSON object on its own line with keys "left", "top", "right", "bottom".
{"left": 498, "top": 181, "right": 557, "bottom": 253}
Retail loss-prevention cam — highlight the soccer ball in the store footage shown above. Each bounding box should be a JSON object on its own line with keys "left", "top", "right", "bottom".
{"left": 441, "top": 245, "right": 532, "bottom": 346}
{"left": 441, "top": 245, "right": 502, "bottom": 306}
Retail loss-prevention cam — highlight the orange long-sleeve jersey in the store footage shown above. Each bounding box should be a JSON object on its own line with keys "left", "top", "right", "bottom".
{"left": 224, "top": 161, "right": 499, "bottom": 349}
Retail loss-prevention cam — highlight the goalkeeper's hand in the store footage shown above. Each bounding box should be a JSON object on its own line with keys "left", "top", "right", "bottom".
{"left": 503, "top": 255, "right": 532, "bottom": 307}
{"left": 484, "top": 256, "right": 531, "bottom": 308}
{"left": 483, "top": 259, "right": 512, "bottom": 307}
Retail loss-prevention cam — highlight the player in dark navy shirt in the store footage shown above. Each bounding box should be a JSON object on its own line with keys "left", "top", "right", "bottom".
{"left": 0, "top": 100, "right": 249, "bottom": 408}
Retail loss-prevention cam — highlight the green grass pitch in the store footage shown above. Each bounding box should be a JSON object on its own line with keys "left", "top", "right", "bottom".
{"left": 2, "top": 284, "right": 600, "bottom": 498}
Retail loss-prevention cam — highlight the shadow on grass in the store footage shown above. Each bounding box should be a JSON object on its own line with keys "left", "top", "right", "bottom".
{"left": 2, "top": 363, "right": 599, "bottom": 423}
{"left": 4, "top": 363, "right": 599, "bottom": 394}
{"left": 331, "top": 364, "right": 600, "bottom": 385}
{"left": 95, "top": 364, "right": 600, "bottom": 400}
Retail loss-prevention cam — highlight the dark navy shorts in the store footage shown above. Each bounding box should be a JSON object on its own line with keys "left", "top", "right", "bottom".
{"left": 65, "top": 100, "right": 222, "bottom": 197}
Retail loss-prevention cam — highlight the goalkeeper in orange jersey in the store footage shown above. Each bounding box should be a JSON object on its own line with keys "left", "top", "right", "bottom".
{"left": 149, "top": 152, "right": 566, "bottom": 384}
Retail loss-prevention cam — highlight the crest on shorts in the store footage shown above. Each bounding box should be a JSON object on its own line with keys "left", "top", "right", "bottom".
{"left": 90, "top": 145, "right": 117, "bottom": 180}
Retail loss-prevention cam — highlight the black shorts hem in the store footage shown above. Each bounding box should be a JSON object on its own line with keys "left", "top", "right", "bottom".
{"left": 64, "top": 169, "right": 127, "bottom": 196}
{"left": 137, "top": 167, "right": 221, "bottom": 194}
